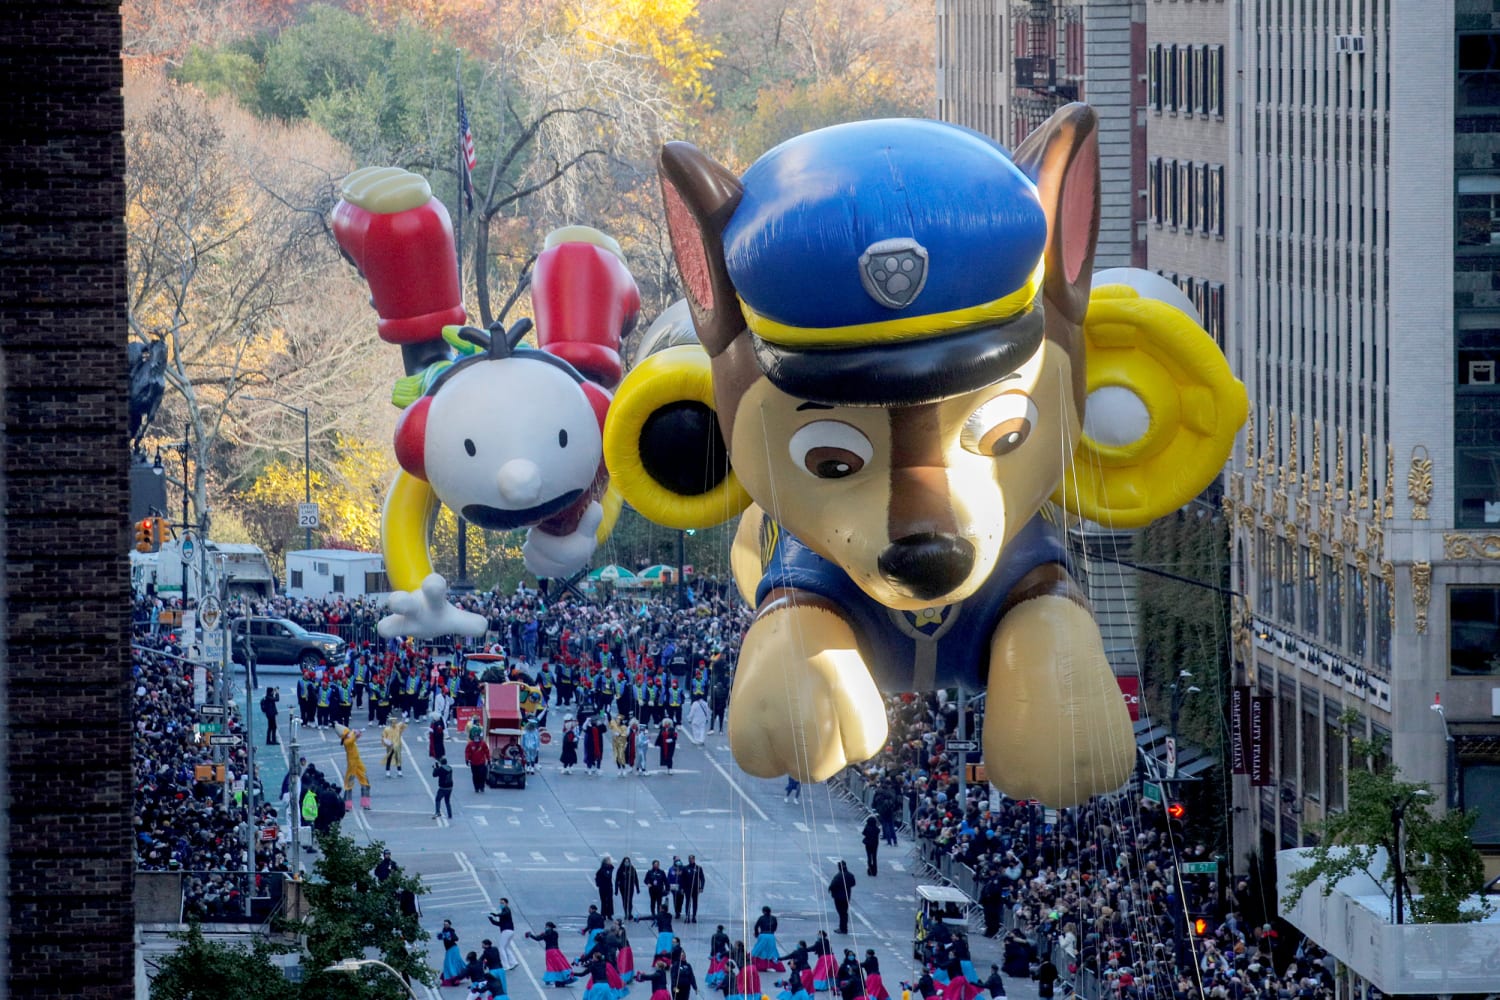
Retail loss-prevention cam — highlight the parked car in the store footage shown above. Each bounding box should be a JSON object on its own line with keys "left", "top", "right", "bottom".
{"left": 230, "top": 616, "right": 345, "bottom": 669}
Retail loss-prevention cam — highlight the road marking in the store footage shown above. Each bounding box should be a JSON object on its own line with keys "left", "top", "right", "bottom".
{"left": 823, "top": 823, "right": 839, "bottom": 834}
{"left": 564, "top": 853, "right": 581, "bottom": 863}
{"left": 636, "top": 819, "right": 651, "bottom": 828}
{"left": 456, "top": 851, "right": 545, "bottom": 999}
{"left": 605, "top": 818, "right": 619, "bottom": 828}
{"left": 698, "top": 750, "right": 770, "bottom": 822}
{"left": 574, "top": 806, "right": 634, "bottom": 813}
{"left": 466, "top": 804, "right": 524, "bottom": 811}
{"left": 508, "top": 816, "right": 520, "bottom": 826}
{"left": 494, "top": 852, "right": 511, "bottom": 864}
{"left": 792, "top": 821, "right": 811, "bottom": 833}
{"left": 515, "top": 866, "right": 594, "bottom": 872}
{"left": 472, "top": 815, "right": 488, "bottom": 827}
{"left": 531, "top": 851, "right": 547, "bottom": 863}
{"left": 681, "top": 808, "right": 731, "bottom": 815}
{"left": 435, "top": 816, "right": 450, "bottom": 828}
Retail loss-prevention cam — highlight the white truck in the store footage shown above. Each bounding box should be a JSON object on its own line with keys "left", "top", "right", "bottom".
{"left": 132, "top": 540, "right": 276, "bottom": 600}
{"left": 283, "top": 549, "right": 388, "bottom": 600}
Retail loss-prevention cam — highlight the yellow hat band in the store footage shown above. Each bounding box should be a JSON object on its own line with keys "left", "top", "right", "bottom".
{"left": 739, "top": 260, "right": 1044, "bottom": 349}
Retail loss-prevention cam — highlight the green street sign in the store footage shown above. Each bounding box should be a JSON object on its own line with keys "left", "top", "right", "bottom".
{"left": 1181, "top": 861, "right": 1219, "bottom": 875}
{"left": 1143, "top": 781, "right": 1163, "bottom": 803}
{"left": 197, "top": 722, "right": 224, "bottom": 735}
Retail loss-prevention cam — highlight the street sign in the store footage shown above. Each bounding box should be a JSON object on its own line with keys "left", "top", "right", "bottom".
{"left": 202, "top": 629, "right": 224, "bottom": 662}
{"left": 1181, "top": 860, "right": 1219, "bottom": 875}
{"left": 209, "top": 734, "right": 243, "bottom": 747}
{"left": 199, "top": 705, "right": 226, "bottom": 716}
{"left": 946, "top": 739, "right": 978, "bottom": 752}
{"left": 297, "top": 502, "right": 320, "bottom": 528}
{"left": 198, "top": 722, "right": 225, "bottom": 735}
{"left": 1143, "top": 781, "right": 1164, "bottom": 804}
{"left": 180, "top": 531, "right": 196, "bottom": 564}
{"left": 1165, "top": 736, "right": 1178, "bottom": 779}
{"left": 540, "top": 730, "right": 553, "bottom": 745}
{"left": 199, "top": 594, "right": 222, "bottom": 631}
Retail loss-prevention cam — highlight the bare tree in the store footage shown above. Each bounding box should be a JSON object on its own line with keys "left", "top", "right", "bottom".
{"left": 125, "top": 72, "right": 378, "bottom": 531}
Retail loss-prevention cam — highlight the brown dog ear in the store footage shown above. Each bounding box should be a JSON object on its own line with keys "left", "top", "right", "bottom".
{"left": 658, "top": 141, "right": 745, "bottom": 357}
{"left": 1011, "top": 103, "right": 1101, "bottom": 325}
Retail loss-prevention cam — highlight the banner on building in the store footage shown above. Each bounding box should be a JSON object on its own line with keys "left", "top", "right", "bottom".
{"left": 1229, "top": 685, "right": 1252, "bottom": 774}
{"left": 1117, "top": 675, "right": 1141, "bottom": 723}
{"left": 1249, "top": 695, "right": 1274, "bottom": 786}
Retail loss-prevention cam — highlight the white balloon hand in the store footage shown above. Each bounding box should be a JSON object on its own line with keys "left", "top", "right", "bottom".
{"left": 522, "top": 502, "right": 603, "bottom": 578}
{"left": 378, "top": 573, "right": 487, "bottom": 638}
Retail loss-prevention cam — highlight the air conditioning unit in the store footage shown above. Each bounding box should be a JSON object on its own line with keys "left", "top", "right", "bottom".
{"left": 1335, "top": 35, "right": 1365, "bottom": 55}
{"left": 1470, "top": 360, "right": 1497, "bottom": 385}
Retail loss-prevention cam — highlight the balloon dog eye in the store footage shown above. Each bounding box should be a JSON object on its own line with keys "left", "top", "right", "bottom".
{"left": 789, "top": 420, "right": 872, "bottom": 480}
{"left": 464, "top": 438, "right": 477, "bottom": 457}
{"left": 558, "top": 428, "right": 568, "bottom": 448}
{"left": 962, "top": 392, "right": 1036, "bottom": 456}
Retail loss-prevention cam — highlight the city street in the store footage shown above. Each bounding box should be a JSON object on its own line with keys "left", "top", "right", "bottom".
{"left": 257, "top": 675, "right": 1035, "bottom": 999}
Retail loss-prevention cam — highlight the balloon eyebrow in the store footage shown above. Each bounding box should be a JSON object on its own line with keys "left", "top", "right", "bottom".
{"left": 795, "top": 401, "right": 834, "bottom": 411}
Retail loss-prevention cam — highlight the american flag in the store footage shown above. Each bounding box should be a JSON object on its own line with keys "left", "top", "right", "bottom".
{"left": 458, "top": 86, "right": 476, "bottom": 211}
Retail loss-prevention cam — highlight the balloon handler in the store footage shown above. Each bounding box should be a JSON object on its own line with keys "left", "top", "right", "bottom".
{"left": 604, "top": 105, "right": 1247, "bottom": 807}
{"left": 335, "top": 724, "right": 372, "bottom": 811}
{"left": 333, "top": 167, "right": 640, "bottom": 638}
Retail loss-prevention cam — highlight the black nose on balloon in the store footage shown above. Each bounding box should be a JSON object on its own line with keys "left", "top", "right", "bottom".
{"left": 877, "top": 533, "right": 976, "bottom": 601}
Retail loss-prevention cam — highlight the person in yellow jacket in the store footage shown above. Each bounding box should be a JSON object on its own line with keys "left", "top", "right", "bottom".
{"left": 382, "top": 712, "right": 408, "bottom": 778}
{"left": 337, "top": 724, "right": 372, "bottom": 811}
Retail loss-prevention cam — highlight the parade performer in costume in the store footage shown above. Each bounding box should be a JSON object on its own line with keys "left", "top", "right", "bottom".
{"left": 750, "top": 906, "right": 784, "bottom": 972}
{"left": 809, "top": 932, "right": 837, "bottom": 993}
{"left": 439, "top": 919, "right": 466, "bottom": 986}
{"left": 614, "top": 920, "right": 636, "bottom": 984}
{"left": 521, "top": 719, "right": 541, "bottom": 774}
{"left": 382, "top": 711, "right": 407, "bottom": 777}
{"left": 527, "top": 923, "right": 576, "bottom": 987}
{"left": 335, "top": 724, "right": 372, "bottom": 811}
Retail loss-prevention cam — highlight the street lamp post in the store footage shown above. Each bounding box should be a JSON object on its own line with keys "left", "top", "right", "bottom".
{"left": 1391, "top": 788, "right": 1432, "bottom": 924}
{"left": 325, "top": 958, "right": 419, "bottom": 998}
{"left": 1167, "top": 669, "right": 1202, "bottom": 780}
{"left": 242, "top": 395, "right": 312, "bottom": 551}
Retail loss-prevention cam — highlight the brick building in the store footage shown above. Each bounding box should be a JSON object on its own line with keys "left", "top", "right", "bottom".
{"left": 1, "top": 2, "right": 136, "bottom": 997}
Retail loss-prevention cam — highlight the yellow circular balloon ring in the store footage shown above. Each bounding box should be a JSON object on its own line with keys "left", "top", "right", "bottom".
{"left": 603, "top": 344, "right": 751, "bottom": 530}
{"left": 1053, "top": 284, "right": 1247, "bottom": 528}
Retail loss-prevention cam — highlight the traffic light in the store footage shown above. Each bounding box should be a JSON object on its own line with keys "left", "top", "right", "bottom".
{"left": 134, "top": 518, "right": 153, "bottom": 552}
{"left": 152, "top": 516, "right": 168, "bottom": 547}
{"left": 1166, "top": 800, "right": 1187, "bottom": 821}
{"left": 1193, "top": 917, "right": 1208, "bottom": 937}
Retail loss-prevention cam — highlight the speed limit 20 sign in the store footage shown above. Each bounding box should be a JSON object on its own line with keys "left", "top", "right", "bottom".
{"left": 297, "top": 502, "right": 320, "bottom": 528}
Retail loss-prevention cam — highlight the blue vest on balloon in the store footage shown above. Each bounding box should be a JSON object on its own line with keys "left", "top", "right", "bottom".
{"left": 753, "top": 514, "right": 1066, "bottom": 692}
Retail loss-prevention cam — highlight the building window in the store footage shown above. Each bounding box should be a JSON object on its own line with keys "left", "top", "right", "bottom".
{"left": 1178, "top": 160, "right": 1192, "bottom": 230}
{"left": 1259, "top": 530, "right": 1274, "bottom": 611}
{"left": 1208, "top": 44, "right": 1224, "bottom": 116}
{"left": 1207, "top": 282, "right": 1225, "bottom": 345}
{"left": 1167, "top": 43, "right": 1179, "bottom": 112}
{"left": 1301, "top": 701, "right": 1322, "bottom": 803}
{"left": 1323, "top": 555, "right": 1342, "bottom": 648}
{"left": 1197, "top": 162, "right": 1211, "bottom": 233}
{"left": 1324, "top": 714, "right": 1346, "bottom": 810}
{"left": 1166, "top": 159, "right": 1180, "bottom": 228}
{"left": 1193, "top": 280, "right": 1208, "bottom": 329}
{"left": 332, "top": 574, "right": 345, "bottom": 593}
{"left": 1149, "top": 44, "right": 1163, "bottom": 112}
{"left": 1183, "top": 44, "right": 1197, "bottom": 115}
{"left": 1210, "top": 164, "right": 1225, "bottom": 236}
{"left": 365, "top": 571, "right": 390, "bottom": 593}
{"left": 1278, "top": 689, "right": 1298, "bottom": 788}
{"left": 1458, "top": 175, "right": 1500, "bottom": 246}
{"left": 290, "top": 569, "right": 304, "bottom": 589}
{"left": 1350, "top": 572, "right": 1367, "bottom": 658}
{"left": 1458, "top": 32, "right": 1500, "bottom": 111}
{"left": 1374, "top": 573, "right": 1392, "bottom": 670}
{"left": 1450, "top": 586, "right": 1500, "bottom": 675}
{"left": 1149, "top": 156, "right": 1162, "bottom": 224}
{"left": 1278, "top": 537, "right": 1296, "bottom": 624}
{"left": 1302, "top": 546, "right": 1319, "bottom": 637}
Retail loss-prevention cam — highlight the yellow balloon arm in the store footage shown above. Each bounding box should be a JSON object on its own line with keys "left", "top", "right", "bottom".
{"left": 382, "top": 472, "right": 439, "bottom": 593}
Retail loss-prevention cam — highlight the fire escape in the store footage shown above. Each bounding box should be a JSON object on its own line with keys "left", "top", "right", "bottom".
{"left": 1010, "top": 0, "right": 1084, "bottom": 144}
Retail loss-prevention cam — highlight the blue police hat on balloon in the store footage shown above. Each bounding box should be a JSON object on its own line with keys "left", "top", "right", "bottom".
{"left": 722, "top": 119, "right": 1049, "bottom": 405}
